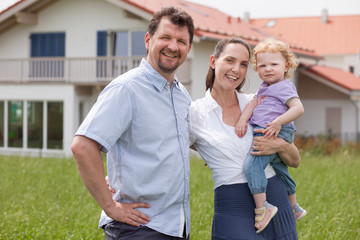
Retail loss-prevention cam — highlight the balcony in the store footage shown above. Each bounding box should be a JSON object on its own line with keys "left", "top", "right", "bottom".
{"left": 0, "top": 56, "right": 144, "bottom": 83}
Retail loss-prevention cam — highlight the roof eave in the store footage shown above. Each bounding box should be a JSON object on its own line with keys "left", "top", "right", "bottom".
{"left": 300, "top": 68, "right": 352, "bottom": 95}
{"left": 295, "top": 52, "right": 323, "bottom": 61}
{"left": 106, "top": 0, "right": 153, "bottom": 21}
{"left": 0, "top": 0, "right": 59, "bottom": 34}
{"left": 0, "top": 0, "right": 36, "bottom": 22}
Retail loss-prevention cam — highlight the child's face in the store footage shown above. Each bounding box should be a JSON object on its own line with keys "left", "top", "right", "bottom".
{"left": 256, "top": 51, "right": 289, "bottom": 85}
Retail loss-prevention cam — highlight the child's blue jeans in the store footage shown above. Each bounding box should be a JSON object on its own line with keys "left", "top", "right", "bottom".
{"left": 244, "top": 125, "right": 296, "bottom": 196}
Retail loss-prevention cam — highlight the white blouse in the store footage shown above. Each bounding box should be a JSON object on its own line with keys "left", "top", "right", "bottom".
{"left": 189, "top": 90, "right": 276, "bottom": 189}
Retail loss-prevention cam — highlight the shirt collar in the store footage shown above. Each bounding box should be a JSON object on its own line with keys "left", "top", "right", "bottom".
{"left": 204, "top": 89, "right": 221, "bottom": 113}
{"left": 204, "top": 89, "right": 244, "bottom": 113}
{"left": 140, "top": 59, "right": 181, "bottom": 91}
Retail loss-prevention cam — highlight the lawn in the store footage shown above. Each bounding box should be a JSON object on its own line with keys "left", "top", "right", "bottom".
{"left": 0, "top": 155, "right": 105, "bottom": 239}
{"left": 1, "top": 149, "right": 359, "bottom": 239}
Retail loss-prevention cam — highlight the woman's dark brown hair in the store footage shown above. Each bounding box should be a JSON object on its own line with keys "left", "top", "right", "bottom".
{"left": 205, "top": 38, "right": 251, "bottom": 92}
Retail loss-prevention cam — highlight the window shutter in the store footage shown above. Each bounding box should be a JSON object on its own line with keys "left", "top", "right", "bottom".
{"left": 97, "top": 31, "right": 107, "bottom": 56}
{"left": 30, "top": 33, "right": 65, "bottom": 57}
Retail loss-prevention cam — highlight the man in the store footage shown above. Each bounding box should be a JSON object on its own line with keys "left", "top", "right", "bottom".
{"left": 71, "top": 6, "right": 194, "bottom": 240}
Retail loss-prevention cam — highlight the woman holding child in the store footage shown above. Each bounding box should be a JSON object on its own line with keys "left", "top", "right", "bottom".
{"left": 189, "top": 38, "right": 300, "bottom": 239}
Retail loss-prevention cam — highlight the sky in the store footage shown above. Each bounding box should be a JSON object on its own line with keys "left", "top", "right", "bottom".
{"left": 1, "top": 0, "right": 360, "bottom": 18}
{"left": 187, "top": 0, "right": 360, "bottom": 18}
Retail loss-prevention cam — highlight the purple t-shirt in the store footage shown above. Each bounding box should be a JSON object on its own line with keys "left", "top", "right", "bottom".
{"left": 249, "top": 79, "right": 299, "bottom": 128}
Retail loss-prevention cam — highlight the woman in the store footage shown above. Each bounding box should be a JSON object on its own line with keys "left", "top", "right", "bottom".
{"left": 189, "top": 38, "right": 299, "bottom": 239}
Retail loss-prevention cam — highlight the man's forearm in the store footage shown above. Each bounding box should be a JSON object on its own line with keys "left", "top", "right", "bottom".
{"left": 71, "top": 136, "right": 114, "bottom": 211}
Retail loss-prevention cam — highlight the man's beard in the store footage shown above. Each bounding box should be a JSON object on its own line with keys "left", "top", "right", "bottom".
{"left": 158, "top": 59, "right": 179, "bottom": 73}
{"left": 158, "top": 50, "right": 181, "bottom": 73}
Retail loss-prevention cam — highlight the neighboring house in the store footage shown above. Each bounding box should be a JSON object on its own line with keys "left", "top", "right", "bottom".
{"left": 0, "top": 0, "right": 358, "bottom": 157}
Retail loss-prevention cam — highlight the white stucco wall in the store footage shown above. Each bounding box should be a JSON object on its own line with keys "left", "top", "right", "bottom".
{"left": 0, "top": 0, "right": 149, "bottom": 59}
{"left": 72, "top": 87, "right": 100, "bottom": 131}
{"left": 189, "top": 40, "right": 215, "bottom": 100}
{"left": 0, "top": 24, "right": 30, "bottom": 58}
{"left": 296, "top": 99, "right": 358, "bottom": 141}
{"left": 323, "top": 55, "right": 345, "bottom": 69}
{"left": 323, "top": 54, "right": 360, "bottom": 77}
{"left": 343, "top": 54, "right": 360, "bottom": 77}
{"left": 244, "top": 68, "right": 262, "bottom": 94}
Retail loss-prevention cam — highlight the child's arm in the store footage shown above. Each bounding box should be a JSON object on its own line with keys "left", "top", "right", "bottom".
{"left": 235, "top": 98, "right": 257, "bottom": 138}
{"left": 264, "top": 97, "right": 304, "bottom": 138}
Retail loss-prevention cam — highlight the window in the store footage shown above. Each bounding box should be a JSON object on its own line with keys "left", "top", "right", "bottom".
{"left": 96, "top": 31, "right": 107, "bottom": 78}
{"left": 47, "top": 102, "right": 63, "bottom": 149}
{"left": 0, "top": 100, "right": 63, "bottom": 150}
{"left": 30, "top": 32, "right": 65, "bottom": 78}
{"left": 114, "top": 32, "right": 129, "bottom": 56}
{"left": 8, "top": 101, "right": 23, "bottom": 148}
{"left": 113, "top": 31, "right": 146, "bottom": 56}
{"left": 96, "top": 30, "right": 146, "bottom": 78}
{"left": 27, "top": 102, "right": 43, "bottom": 148}
{"left": 131, "top": 31, "right": 146, "bottom": 56}
{"left": 266, "top": 19, "right": 277, "bottom": 28}
{"left": 113, "top": 32, "right": 130, "bottom": 74}
{"left": 0, "top": 101, "right": 3, "bottom": 147}
{"left": 349, "top": 66, "right": 354, "bottom": 74}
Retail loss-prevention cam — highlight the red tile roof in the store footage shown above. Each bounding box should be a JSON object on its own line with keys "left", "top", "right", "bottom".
{"left": 123, "top": 0, "right": 268, "bottom": 40}
{"left": 251, "top": 15, "right": 360, "bottom": 55}
{"left": 122, "top": 0, "right": 319, "bottom": 58}
{"left": 306, "top": 65, "right": 360, "bottom": 91}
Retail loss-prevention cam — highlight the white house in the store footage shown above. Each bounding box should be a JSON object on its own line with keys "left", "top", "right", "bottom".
{"left": 0, "top": 0, "right": 358, "bottom": 157}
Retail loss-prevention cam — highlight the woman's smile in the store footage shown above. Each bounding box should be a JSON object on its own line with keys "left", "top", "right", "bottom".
{"left": 225, "top": 74, "right": 239, "bottom": 81}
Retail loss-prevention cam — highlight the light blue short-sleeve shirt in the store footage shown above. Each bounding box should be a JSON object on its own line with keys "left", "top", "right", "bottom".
{"left": 76, "top": 59, "right": 191, "bottom": 237}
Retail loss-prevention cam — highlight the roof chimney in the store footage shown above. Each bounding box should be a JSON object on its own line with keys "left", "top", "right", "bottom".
{"left": 321, "top": 8, "right": 328, "bottom": 23}
{"left": 228, "top": 16, "right": 231, "bottom": 24}
{"left": 244, "top": 12, "right": 250, "bottom": 23}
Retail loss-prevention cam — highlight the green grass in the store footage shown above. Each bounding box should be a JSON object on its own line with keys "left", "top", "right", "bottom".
{"left": 190, "top": 158, "right": 214, "bottom": 239}
{"left": 0, "top": 156, "right": 105, "bottom": 239}
{"left": 290, "top": 151, "right": 360, "bottom": 239}
{"left": 1, "top": 150, "right": 360, "bottom": 239}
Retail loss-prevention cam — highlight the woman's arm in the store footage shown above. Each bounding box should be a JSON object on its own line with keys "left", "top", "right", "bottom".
{"left": 250, "top": 131, "right": 300, "bottom": 168}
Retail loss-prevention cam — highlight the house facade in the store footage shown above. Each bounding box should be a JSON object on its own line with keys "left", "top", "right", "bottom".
{"left": 0, "top": 0, "right": 359, "bottom": 157}
{"left": 0, "top": 0, "right": 151, "bottom": 157}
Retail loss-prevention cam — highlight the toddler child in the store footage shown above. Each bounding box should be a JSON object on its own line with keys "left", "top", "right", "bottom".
{"left": 235, "top": 38, "right": 307, "bottom": 233}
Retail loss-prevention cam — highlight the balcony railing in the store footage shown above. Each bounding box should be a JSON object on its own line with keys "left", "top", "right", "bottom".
{"left": 0, "top": 56, "right": 144, "bottom": 83}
